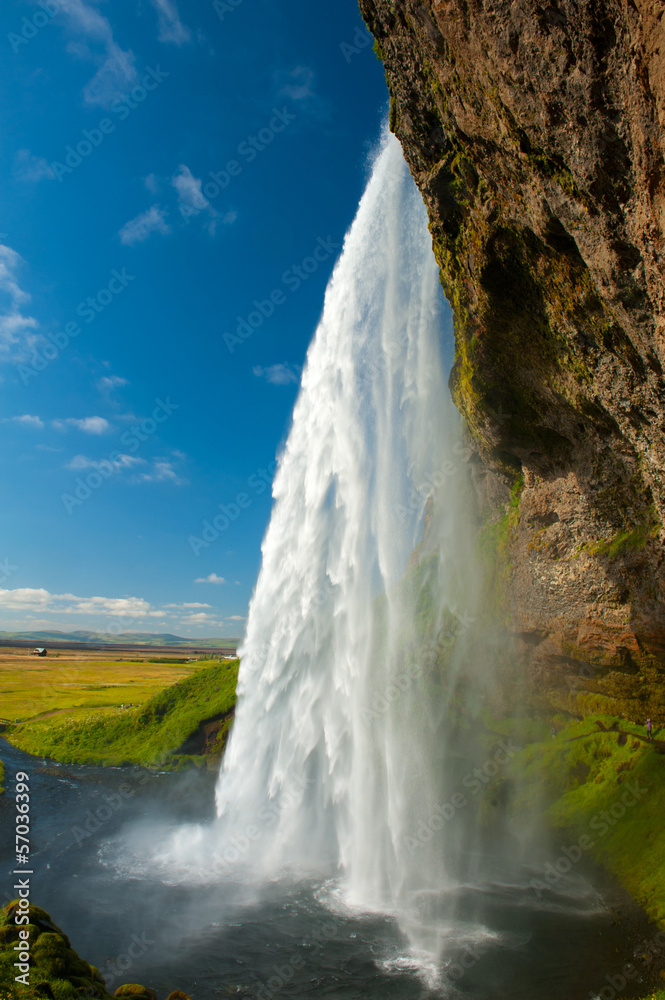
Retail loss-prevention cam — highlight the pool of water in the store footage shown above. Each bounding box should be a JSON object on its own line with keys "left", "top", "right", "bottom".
{"left": 0, "top": 739, "right": 654, "bottom": 999}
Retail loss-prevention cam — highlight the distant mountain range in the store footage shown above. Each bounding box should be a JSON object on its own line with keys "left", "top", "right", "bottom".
{"left": 0, "top": 630, "right": 239, "bottom": 648}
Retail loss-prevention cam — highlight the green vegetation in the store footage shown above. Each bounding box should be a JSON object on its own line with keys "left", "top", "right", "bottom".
{"left": 497, "top": 714, "right": 665, "bottom": 929}
{"left": 7, "top": 660, "right": 239, "bottom": 769}
{"left": 0, "top": 654, "right": 213, "bottom": 725}
{"left": 0, "top": 901, "right": 190, "bottom": 1000}
{"left": 475, "top": 472, "right": 523, "bottom": 621}
{"left": 0, "top": 901, "right": 110, "bottom": 999}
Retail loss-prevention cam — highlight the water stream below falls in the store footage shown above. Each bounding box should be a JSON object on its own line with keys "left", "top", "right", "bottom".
{"left": 0, "top": 740, "right": 649, "bottom": 1000}
{"left": 0, "top": 133, "right": 654, "bottom": 999}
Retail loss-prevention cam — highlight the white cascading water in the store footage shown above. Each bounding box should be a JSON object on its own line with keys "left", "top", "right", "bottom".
{"left": 213, "top": 129, "right": 479, "bottom": 951}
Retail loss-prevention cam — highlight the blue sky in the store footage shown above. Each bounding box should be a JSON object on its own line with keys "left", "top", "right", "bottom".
{"left": 0, "top": 0, "right": 387, "bottom": 637}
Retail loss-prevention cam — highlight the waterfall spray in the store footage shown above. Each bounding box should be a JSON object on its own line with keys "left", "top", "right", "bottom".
{"left": 214, "top": 131, "right": 482, "bottom": 948}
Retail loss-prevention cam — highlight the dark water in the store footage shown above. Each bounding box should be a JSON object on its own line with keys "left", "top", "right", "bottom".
{"left": 0, "top": 739, "right": 653, "bottom": 999}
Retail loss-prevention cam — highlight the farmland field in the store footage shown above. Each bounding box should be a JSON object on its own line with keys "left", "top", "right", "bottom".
{"left": 0, "top": 646, "right": 224, "bottom": 724}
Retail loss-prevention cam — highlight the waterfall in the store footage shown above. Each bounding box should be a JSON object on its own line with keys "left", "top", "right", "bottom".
{"left": 213, "top": 130, "right": 480, "bottom": 941}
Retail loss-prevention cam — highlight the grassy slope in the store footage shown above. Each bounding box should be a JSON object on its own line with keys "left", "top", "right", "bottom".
{"left": 496, "top": 714, "right": 665, "bottom": 931}
{"left": 7, "top": 660, "right": 239, "bottom": 768}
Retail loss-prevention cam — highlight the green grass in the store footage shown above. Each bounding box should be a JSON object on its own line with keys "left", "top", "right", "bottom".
{"left": 503, "top": 714, "right": 665, "bottom": 929}
{"left": 7, "top": 660, "right": 239, "bottom": 768}
{"left": 0, "top": 655, "right": 208, "bottom": 724}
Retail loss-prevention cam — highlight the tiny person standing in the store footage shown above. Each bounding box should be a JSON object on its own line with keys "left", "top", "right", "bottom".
{"left": 646, "top": 717, "right": 653, "bottom": 740}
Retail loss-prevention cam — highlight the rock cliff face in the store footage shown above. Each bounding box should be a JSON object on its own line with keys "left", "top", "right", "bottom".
{"left": 359, "top": 0, "right": 665, "bottom": 706}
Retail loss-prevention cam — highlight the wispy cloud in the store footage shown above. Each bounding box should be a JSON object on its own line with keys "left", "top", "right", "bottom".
{"left": 150, "top": 0, "right": 191, "bottom": 45}
{"left": 3, "top": 414, "right": 44, "bottom": 429}
{"left": 66, "top": 453, "right": 144, "bottom": 472}
{"left": 53, "top": 416, "right": 113, "bottom": 434}
{"left": 227, "top": 615, "right": 247, "bottom": 621}
{"left": 135, "top": 460, "right": 185, "bottom": 484}
{"left": 144, "top": 173, "right": 159, "bottom": 193}
{"left": 253, "top": 362, "right": 300, "bottom": 385}
{"left": 60, "top": 0, "right": 137, "bottom": 108}
{"left": 0, "top": 244, "right": 39, "bottom": 359}
{"left": 171, "top": 164, "right": 218, "bottom": 233}
{"left": 195, "top": 573, "right": 226, "bottom": 585}
{"left": 164, "top": 602, "right": 212, "bottom": 609}
{"left": 97, "top": 375, "right": 129, "bottom": 393}
{"left": 119, "top": 205, "right": 170, "bottom": 245}
{"left": 14, "top": 149, "right": 54, "bottom": 183}
{"left": 277, "top": 65, "right": 316, "bottom": 102}
{"left": 65, "top": 453, "right": 184, "bottom": 485}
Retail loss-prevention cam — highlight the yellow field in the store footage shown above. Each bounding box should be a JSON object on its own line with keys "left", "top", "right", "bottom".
{"left": 0, "top": 647, "right": 211, "bottom": 724}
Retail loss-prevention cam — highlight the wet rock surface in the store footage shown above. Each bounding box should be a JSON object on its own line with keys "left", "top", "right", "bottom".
{"left": 359, "top": 0, "right": 665, "bottom": 689}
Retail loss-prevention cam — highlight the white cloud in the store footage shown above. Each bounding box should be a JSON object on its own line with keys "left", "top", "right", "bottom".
{"left": 135, "top": 460, "right": 185, "bottom": 485}
{"left": 61, "top": 0, "right": 137, "bottom": 108}
{"left": 53, "top": 416, "right": 113, "bottom": 434}
{"left": 0, "top": 244, "right": 39, "bottom": 358}
{"left": 64, "top": 452, "right": 185, "bottom": 485}
{"left": 0, "top": 588, "right": 156, "bottom": 618}
{"left": 253, "top": 362, "right": 300, "bottom": 385}
{"left": 183, "top": 611, "right": 213, "bottom": 623}
{"left": 14, "top": 149, "right": 54, "bottom": 183}
{"left": 3, "top": 414, "right": 44, "bottom": 429}
{"left": 277, "top": 66, "right": 316, "bottom": 102}
{"left": 171, "top": 165, "right": 218, "bottom": 233}
{"left": 150, "top": 0, "right": 191, "bottom": 44}
{"left": 119, "top": 205, "right": 170, "bottom": 245}
{"left": 163, "top": 602, "right": 212, "bottom": 609}
{"left": 144, "top": 173, "right": 159, "bottom": 193}
{"left": 227, "top": 615, "right": 247, "bottom": 621}
{"left": 97, "top": 375, "right": 129, "bottom": 392}
{"left": 66, "top": 453, "right": 145, "bottom": 471}
{"left": 172, "top": 164, "right": 209, "bottom": 210}
{"left": 194, "top": 573, "right": 226, "bottom": 585}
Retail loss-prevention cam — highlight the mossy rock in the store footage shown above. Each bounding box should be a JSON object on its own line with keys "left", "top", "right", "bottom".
{"left": 165, "top": 992, "right": 192, "bottom": 1000}
{"left": 114, "top": 987, "right": 157, "bottom": 1000}
{"left": 33, "top": 932, "right": 70, "bottom": 958}
{"left": 34, "top": 983, "right": 55, "bottom": 999}
{"left": 0, "top": 900, "right": 112, "bottom": 999}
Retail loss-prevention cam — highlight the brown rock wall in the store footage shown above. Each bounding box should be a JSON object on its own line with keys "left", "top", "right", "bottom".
{"left": 360, "top": 0, "right": 665, "bottom": 683}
